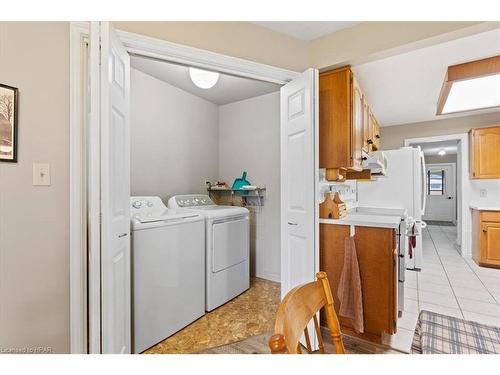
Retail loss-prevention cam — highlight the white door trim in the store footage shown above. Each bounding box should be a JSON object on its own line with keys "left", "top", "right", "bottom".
{"left": 69, "top": 21, "right": 89, "bottom": 354}
{"left": 404, "top": 133, "right": 471, "bottom": 257}
{"left": 116, "top": 30, "right": 301, "bottom": 85}
{"left": 70, "top": 21, "right": 309, "bottom": 353}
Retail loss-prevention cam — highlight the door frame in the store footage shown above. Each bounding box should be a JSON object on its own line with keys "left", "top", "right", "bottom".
{"left": 404, "top": 133, "right": 471, "bottom": 257}
{"left": 69, "top": 21, "right": 318, "bottom": 353}
{"left": 424, "top": 162, "right": 457, "bottom": 223}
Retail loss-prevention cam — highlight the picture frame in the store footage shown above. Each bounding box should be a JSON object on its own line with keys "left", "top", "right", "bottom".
{"left": 0, "top": 83, "right": 18, "bottom": 163}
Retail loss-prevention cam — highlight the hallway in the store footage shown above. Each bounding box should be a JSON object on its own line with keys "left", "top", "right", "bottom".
{"left": 391, "top": 224, "right": 500, "bottom": 351}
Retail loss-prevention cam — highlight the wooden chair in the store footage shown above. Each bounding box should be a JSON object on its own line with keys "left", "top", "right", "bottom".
{"left": 268, "top": 271, "right": 345, "bottom": 354}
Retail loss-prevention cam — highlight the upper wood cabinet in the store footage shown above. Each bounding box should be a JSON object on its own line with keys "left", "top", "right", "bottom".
{"left": 470, "top": 125, "right": 500, "bottom": 179}
{"left": 320, "top": 66, "right": 381, "bottom": 180}
{"left": 362, "top": 97, "right": 371, "bottom": 153}
{"left": 320, "top": 67, "right": 362, "bottom": 173}
{"left": 370, "top": 115, "right": 381, "bottom": 152}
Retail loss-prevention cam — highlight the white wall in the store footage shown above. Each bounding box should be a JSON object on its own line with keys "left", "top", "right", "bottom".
{"left": 470, "top": 179, "right": 500, "bottom": 208}
{"left": 0, "top": 22, "right": 70, "bottom": 353}
{"left": 218, "top": 92, "right": 281, "bottom": 282}
{"left": 130, "top": 68, "right": 219, "bottom": 200}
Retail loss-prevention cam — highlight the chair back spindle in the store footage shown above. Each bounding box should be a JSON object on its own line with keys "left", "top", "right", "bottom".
{"left": 268, "top": 272, "right": 345, "bottom": 354}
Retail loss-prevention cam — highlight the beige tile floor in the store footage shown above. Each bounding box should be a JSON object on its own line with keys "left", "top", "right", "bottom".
{"left": 388, "top": 224, "right": 500, "bottom": 352}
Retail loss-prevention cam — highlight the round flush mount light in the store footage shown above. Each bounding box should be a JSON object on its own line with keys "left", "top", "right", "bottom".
{"left": 189, "top": 67, "right": 219, "bottom": 89}
{"left": 438, "top": 149, "right": 446, "bottom": 156}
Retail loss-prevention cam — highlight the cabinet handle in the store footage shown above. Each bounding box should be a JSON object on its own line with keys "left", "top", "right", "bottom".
{"left": 118, "top": 233, "right": 128, "bottom": 238}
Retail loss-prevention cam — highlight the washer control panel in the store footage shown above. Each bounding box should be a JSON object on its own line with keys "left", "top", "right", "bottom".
{"left": 130, "top": 196, "right": 165, "bottom": 212}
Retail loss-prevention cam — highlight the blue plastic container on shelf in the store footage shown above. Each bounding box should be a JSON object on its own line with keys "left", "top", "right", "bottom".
{"left": 231, "top": 172, "right": 251, "bottom": 195}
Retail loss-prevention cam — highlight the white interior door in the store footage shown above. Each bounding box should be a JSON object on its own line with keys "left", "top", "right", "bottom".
{"left": 423, "top": 164, "right": 456, "bottom": 222}
{"left": 280, "top": 68, "right": 318, "bottom": 343}
{"left": 90, "top": 21, "right": 131, "bottom": 354}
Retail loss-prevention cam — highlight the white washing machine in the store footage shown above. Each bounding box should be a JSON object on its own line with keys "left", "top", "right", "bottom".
{"left": 130, "top": 196, "right": 205, "bottom": 353}
{"left": 168, "top": 194, "right": 250, "bottom": 311}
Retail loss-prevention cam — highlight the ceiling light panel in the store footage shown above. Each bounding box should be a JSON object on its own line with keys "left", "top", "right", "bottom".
{"left": 442, "top": 74, "right": 500, "bottom": 114}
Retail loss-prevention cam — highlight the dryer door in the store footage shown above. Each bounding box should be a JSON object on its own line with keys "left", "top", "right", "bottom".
{"left": 212, "top": 217, "right": 249, "bottom": 273}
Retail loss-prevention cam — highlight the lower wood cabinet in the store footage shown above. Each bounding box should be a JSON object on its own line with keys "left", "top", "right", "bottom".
{"left": 472, "top": 209, "right": 500, "bottom": 268}
{"left": 320, "top": 224, "right": 398, "bottom": 340}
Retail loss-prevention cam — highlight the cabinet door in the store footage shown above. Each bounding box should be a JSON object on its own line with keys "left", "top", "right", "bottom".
{"left": 351, "top": 76, "right": 363, "bottom": 170}
{"left": 471, "top": 126, "right": 500, "bottom": 179}
{"left": 362, "top": 96, "right": 370, "bottom": 153}
{"left": 482, "top": 222, "right": 500, "bottom": 266}
{"left": 319, "top": 68, "right": 352, "bottom": 170}
{"left": 372, "top": 117, "right": 380, "bottom": 151}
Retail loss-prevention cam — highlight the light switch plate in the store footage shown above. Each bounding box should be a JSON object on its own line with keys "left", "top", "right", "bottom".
{"left": 480, "top": 189, "right": 487, "bottom": 198}
{"left": 33, "top": 163, "right": 51, "bottom": 186}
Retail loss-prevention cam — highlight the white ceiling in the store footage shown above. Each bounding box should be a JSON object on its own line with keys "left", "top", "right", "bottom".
{"left": 252, "top": 22, "right": 360, "bottom": 41}
{"left": 412, "top": 140, "right": 458, "bottom": 156}
{"left": 352, "top": 29, "right": 500, "bottom": 127}
{"left": 131, "top": 56, "right": 281, "bottom": 105}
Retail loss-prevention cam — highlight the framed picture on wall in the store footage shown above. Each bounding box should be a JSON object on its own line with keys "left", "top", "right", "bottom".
{"left": 0, "top": 83, "right": 18, "bottom": 163}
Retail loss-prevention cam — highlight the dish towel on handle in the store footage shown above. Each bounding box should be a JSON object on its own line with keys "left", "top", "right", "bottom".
{"left": 337, "top": 236, "right": 364, "bottom": 333}
{"left": 408, "top": 223, "right": 417, "bottom": 259}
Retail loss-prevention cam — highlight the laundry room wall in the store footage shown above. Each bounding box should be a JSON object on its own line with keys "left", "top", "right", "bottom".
{"left": 130, "top": 68, "right": 219, "bottom": 202}
{"left": 218, "top": 91, "right": 281, "bottom": 282}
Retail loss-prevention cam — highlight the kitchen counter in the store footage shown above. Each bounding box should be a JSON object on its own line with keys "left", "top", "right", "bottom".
{"left": 470, "top": 205, "right": 500, "bottom": 211}
{"left": 319, "top": 213, "right": 401, "bottom": 229}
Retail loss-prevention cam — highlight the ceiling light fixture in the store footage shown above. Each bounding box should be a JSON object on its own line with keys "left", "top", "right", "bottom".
{"left": 438, "top": 149, "right": 446, "bottom": 156}
{"left": 436, "top": 55, "right": 500, "bottom": 115}
{"left": 189, "top": 67, "right": 219, "bottom": 89}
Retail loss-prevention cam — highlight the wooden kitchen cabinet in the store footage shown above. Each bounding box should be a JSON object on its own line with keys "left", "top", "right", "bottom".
{"left": 320, "top": 66, "right": 381, "bottom": 181}
{"left": 320, "top": 67, "right": 363, "bottom": 177}
{"left": 472, "top": 209, "right": 500, "bottom": 268}
{"left": 470, "top": 126, "right": 500, "bottom": 179}
{"left": 320, "top": 224, "right": 398, "bottom": 340}
{"left": 370, "top": 115, "right": 381, "bottom": 152}
{"left": 362, "top": 97, "right": 371, "bottom": 153}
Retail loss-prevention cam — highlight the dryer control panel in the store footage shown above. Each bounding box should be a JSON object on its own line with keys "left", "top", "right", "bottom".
{"left": 168, "top": 194, "right": 214, "bottom": 208}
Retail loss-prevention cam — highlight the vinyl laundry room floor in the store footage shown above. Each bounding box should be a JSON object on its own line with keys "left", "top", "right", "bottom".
{"left": 144, "top": 277, "right": 281, "bottom": 354}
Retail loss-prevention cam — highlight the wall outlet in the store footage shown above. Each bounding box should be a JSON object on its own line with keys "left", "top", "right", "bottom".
{"left": 33, "top": 163, "right": 51, "bottom": 186}
{"left": 479, "top": 189, "right": 487, "bottom": 198}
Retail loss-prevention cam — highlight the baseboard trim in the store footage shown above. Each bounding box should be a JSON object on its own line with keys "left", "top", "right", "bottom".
{"left": 255, "top": 272, "right": 280, "bottom": 283}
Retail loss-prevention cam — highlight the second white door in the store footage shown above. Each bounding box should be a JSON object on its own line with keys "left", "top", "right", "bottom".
{"left": 423, "top": 163, "right": 456, "bottom": 222}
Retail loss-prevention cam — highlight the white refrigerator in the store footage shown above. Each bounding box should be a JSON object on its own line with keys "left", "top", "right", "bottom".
{"left": 358, "top": 147, "right": 427, "bottom": 270}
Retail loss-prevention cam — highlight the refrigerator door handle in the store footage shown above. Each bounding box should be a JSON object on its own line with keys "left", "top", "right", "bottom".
{"left": 420, "top": 151, "right": 427, "bottom": 214}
